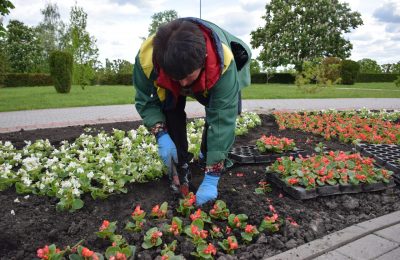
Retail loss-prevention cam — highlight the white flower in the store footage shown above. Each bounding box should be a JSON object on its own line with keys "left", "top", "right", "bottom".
{"left": 21, "top": 175, "right": 32, "bottom": 186}
{"left": 100, "top": 153, "right": 113, "bottom": 165}
{"left": 10, "top": 210, "right": 15, "bottom": 215}
{"left": 77, "top": 167, "right": 84, "bottom": 174}
{"left": 24, "top": 195, "right": 30, "bottom": 199}
{"left": 61, "top": 180, "right": 72, "bottom": 189}
{"left": 87, "top": 171, "right": 94, "bottom": 179}
{"left": 14, "top": 198, "right": 20, "bottom": 203}
{"left": 72, "top": 188, "right": 81, "bottom": 196}
{"left": 13, "top": 153, "right": 22, "bottom": 161}
{"left": 22, "top": 156, "right": 41, "bottom": 171}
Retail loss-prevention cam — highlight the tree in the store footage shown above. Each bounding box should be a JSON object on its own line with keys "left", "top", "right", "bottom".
{"left": 381, "top": 62, "right": 400, "bottom": 74}
{"left": 5, "top": 20, "right": 44, "bottom": 73}
{"left": 148, "top": 10, "right": 178, "bottom": 36}
{"left": 250, "top": 59, "right": 261, "bottom": 75}
{"left": 381, "top": 64, "right": 394, "bottom": 74}
{"left": 63, "top": 4, "right": 99, "bottom": 87}
{"left": 393, "top": 62, "right": 400, "bottom": 74}
{"left": 0, "top": 0, "right": 14, "bottom": 34}
{"left": 250, "top": 0, "right": 363, "bottom": 71}
{"left": 357, "top": 58, "right": 381, "bottom": 73}
{"left": 35, "top": 2, "right": 66, "bottom": 72}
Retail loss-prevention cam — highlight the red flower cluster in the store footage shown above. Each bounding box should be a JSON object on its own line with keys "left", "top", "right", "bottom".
{"left": 244, "top": 224, "right": 256, "bottom": 234}
{"left": 227, "top": 236, "right": 238, "bottom": 250}
{"left": 184, "top": 193, "right": 196, "bottom": 207}
{"left": 109, "top": 252, "right": 127, "bottom": 260}
{"left": 169, "top": 220, "right": 180, "bottom": 236}
{"left": 257, "top": 134, "right": 296, "bottom": 153}
{"left": 151, "top": 230, "right": 163, "bottom": 244}
{"left": 273, "top": 111, "right": 399, "bottom": 144}
{"left": 203, "top": 243, "right": 217, "bottom": 255}
{"left": 37, "top": 245, "right": 61, "bottom": 260}
{"left": 191, "top": 225, "right": 208, "bottom": 239}
{"left": 99, "top": 220, "right": 109, "bottom": 231}
{"left": 132, "top": 205, "right": 144, "bottom": 217}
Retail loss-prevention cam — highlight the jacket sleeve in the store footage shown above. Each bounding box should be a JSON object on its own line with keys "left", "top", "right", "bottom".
{"left": 133, "top": 54, "right": 165, "bottom": 128}
{"left": 205, "top": 61, "right": 239, "bottom": 166}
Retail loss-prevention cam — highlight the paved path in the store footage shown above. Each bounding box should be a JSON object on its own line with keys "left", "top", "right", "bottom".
{"left": 266, "top": 211, "right": 400, "bottom": 260}
{"left": 1, "top": 98, "right": 400, "bottom": 259}
{"left": 1, "top": 98, "right": 399, "bottom": 133}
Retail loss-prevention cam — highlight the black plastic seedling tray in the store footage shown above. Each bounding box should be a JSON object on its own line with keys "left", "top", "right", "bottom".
{"left": 266, "top": 172, "right": 396, "bottom": 200}
{"left": 354, "top": 143, "right": 400, "bottom": 183}
{"left": 228, "top": 145, "right": 308, "bottom": 164}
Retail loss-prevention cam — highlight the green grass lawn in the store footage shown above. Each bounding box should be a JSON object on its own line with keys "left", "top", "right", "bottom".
{"left": 0, "top": 85, "right": 135, "bottom": 112}
{"left": 241, "top": 82, "right": 400, "bottom": 99}
{"left": 0, "top": 83, "right": 399, "bottom": 112}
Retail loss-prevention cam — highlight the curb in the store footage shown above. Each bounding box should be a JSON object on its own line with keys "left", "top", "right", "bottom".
{"left": 265, "top": 210, "right": 400, "bottom": 260}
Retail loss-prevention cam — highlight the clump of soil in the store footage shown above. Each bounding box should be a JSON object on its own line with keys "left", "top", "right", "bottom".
{"left": 0, "top": 114, "right": 399, "bottom": 260}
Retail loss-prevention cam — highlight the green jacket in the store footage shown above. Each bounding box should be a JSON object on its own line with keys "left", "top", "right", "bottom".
{"left": 133, "top": 18, "right": 251, "bottom": 166}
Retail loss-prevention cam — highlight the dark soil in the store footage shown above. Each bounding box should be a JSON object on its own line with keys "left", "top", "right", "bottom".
{"left": 0, "top": 114, "right": 399, "bottom": 260}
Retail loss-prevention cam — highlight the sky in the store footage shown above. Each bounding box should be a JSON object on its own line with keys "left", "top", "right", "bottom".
{"left": 3, "top": 0, "right": 400, "bottom": 66}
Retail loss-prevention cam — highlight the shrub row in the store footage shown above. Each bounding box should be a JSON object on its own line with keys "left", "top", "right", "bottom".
{"left": 2, "top": 73, "right": 53, "bottom": 87}
{"left": 251, "top": 73, "right": 295, "bottom": 84}
{"left": 0, "top": 73, "right": 133, "bottom": 87}
{"left": 96, "top": 73, "right": 132, "bottom": 85}
{"left": 251, "top": 72, "right": 400, "bottom": 84}
{"left": 356, "top": 73, "right": 400, "bottom": 83}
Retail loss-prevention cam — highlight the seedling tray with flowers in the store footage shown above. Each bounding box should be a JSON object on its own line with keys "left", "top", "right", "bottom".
{"left": 266, "top": 150, "right": 396, "bottom": 200}
{"left": 229, "top": 135, "right": 308, "bottom": 164}
{"left": 355, "top": 143, "right": 400, "bottom": 183}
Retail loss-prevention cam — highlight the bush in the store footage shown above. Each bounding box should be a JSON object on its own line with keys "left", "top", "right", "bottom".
{"left": 95, "top": 73, "right": 132, "bottom": 85}
{"left": 251, "top": 73, "right": 268, "bottom": 84}
{"left": 356, "top": 73, "right": 400, "bottom": 83}
{"left": 251, "top": 73, "right": 295, "bottom": 84}
{"left": 3, "top": 73, "right": 53, "bottom": 87}
{"left": 395, "top": 76, "right": 400, "bottom": 88}
{"left": 49, "top": 51, "right": 73, "bottom": 93}
{"left": 322, "top": 57, "right": 342, "bottom": 83}
{"left": 341, "top": 60, "right": 360, "bottom": 85}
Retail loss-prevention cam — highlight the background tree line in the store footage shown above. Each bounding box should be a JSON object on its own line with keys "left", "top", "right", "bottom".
{"left": 1, "top": 0, "right": 399, "bottom": 90}
{"left": 0, "top": 2, "right": 134, "bottom": 86}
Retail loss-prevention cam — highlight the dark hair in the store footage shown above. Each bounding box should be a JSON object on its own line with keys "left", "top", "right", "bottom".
{"left": 153, "top": 19, "right": 206, "bottom": 80}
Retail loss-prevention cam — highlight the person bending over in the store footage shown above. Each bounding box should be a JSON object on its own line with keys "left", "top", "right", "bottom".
{"left": 133, "top": 17, "right": 251, "bottom": 205}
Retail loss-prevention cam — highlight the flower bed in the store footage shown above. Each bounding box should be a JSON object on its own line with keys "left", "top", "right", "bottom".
{"left": 273, "top": 109, "right": 400, "bottom": 144}
{"left": 0, "top": 113, "right": 400, "bottom": 259}
{"left": 0, "top": 112, "right": 262, "bottom": 212}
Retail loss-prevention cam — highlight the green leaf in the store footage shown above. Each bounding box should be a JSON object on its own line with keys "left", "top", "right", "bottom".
{"left": 68, "top": 254, "right": 83, "bottom": 260}
{"left": 72, "top": 199, "right": 84, "bottom": 210}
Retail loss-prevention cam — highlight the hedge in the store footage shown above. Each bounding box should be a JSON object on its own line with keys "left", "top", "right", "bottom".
{"left": 356, "top": 73, "right": 400, "bottom": 83}
{"left": 2, "top": 73, "right": 53, "bottom": 87}
{"left": 251, "top": 73, "right": 295, "bottom": 84}
{"left": 96, "top": 73, "right": 132, "bottom": 85}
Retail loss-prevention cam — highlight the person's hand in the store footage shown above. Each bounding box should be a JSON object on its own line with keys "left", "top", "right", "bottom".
{"left": 196, "top": 173, "right": 220, "bottom": 206}
{"left": 157, "top": 133, "right": 178, "bottom": 177}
